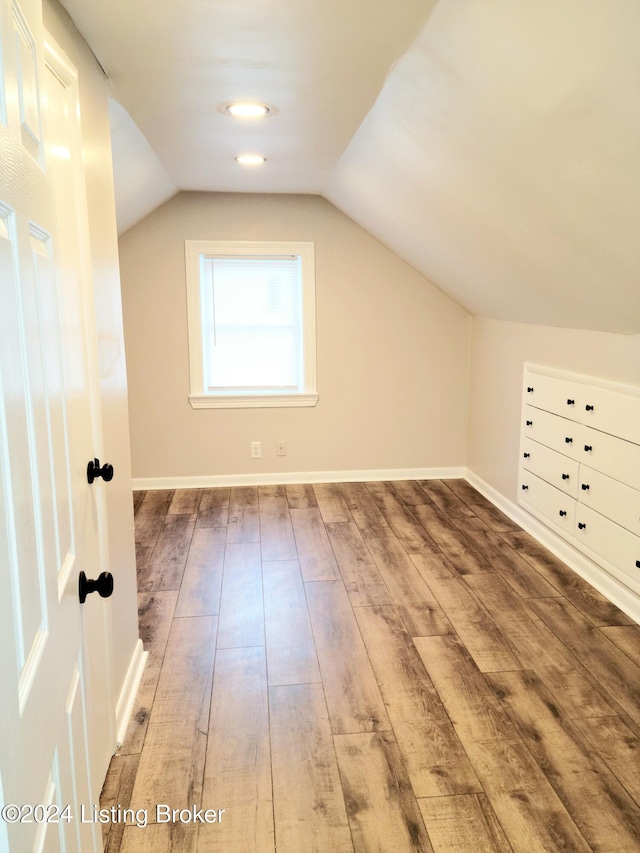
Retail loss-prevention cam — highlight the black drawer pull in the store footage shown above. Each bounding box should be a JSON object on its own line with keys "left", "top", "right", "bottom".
{"left": 567, "top": 399, "right": 575, "bottom": 405}
{"left": 578, "top": 523, "right": 586, "bottom": 530}
{"left": 584, "top": 445, "right": 592, "bottom": 452}
{"left": 559, "top": 510, "right": 567, "bottom": 517}
{"left": 522, "top": 484, "right": 529, "bottom": 490}
{"left": 562, "top": 474, "right": 569, "bottom": 480}
{"left": 636, "top": 560, "right": 640, "bottom": 568}
{"left": 581, "top": 483, "right": 590, "bottom": 491}
{"left": 523, "top": 452, "right": 530, "bottom": 458}
{"left": 586, "top": 404, "right": 594, "bottom": 411}
{"left": 527, "top": 386, "right": 534, "bottom": 393}
{"left": 526, "top": 420, "right": 533, "bottom": 426}
{"left": 565, "top": 437, "right": 573, "bottom": 443}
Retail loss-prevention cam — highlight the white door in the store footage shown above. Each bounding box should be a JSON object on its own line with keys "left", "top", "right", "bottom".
{"left": 0, "top": 0, "right": 114, "bottom": 850}
{"left": 42, "top": 30, "right": 118, "bottom": 803}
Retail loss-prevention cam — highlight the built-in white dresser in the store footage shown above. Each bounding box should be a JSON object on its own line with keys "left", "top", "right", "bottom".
{"left": 518, "top": 364, "right": 640, "bottom": 597}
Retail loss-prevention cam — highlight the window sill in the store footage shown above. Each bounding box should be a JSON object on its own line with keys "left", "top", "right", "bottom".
{"left": 189, "top": 392, "right": 319, "bottom": 410}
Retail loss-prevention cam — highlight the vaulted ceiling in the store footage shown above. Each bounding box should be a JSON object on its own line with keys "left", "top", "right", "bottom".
{"left": 60, "top": 0, "right": 640, "bottom": 334}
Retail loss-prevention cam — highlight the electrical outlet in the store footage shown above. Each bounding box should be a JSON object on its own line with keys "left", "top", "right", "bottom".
{"left": 276, "top": 440, "right": 286, "bottom": 457}
{"left": 250, "top": 441, "right": 262, "bottom": 459}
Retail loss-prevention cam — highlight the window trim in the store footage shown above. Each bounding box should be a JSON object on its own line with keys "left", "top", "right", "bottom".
{"left": 185, "top": 239, "right": 318, "bottom": 409}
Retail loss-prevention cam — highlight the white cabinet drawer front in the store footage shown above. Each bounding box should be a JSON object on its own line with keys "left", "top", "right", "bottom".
{"left": 575, "top": 504, "right": 640, "bottom": 584}
{"left": 581, "top": 426, "right": 640, "bottom": 490}
{"left": 583, "top": 385, "right": 640, "bottom": 445}
{"left": 523, "top": 406, "right": 582, "bottom": 461}
{"left": 523, "top": 370, "right": 584, "bottom": 421}
{"left": 522, "top": 438, "right": 579, "bottom": 498}
{"left": 520, "top": 471, "right": 576, "bottom": 533}
{"left": 579, "top": 465, "right": 640, "bottom": 536}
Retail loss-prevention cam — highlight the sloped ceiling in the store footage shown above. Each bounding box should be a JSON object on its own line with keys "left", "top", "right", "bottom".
{"left": 61, "top": 0, "right": 640, "bottom": 333}
{"left": 108, "top": 99, "right": 177, "bottom": 235}
{"left": 61, "top": 0, "right": 435, "bottom": 192}
{"left": 326, "top": 1, "right": 640, "bottom": 333}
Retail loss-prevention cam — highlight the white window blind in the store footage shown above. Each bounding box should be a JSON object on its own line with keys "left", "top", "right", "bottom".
{"left": 185, "top": 239, "right": 317, "bottom": 409}
{"left": 201, "top": 255, "right": 303, "bottom": 391}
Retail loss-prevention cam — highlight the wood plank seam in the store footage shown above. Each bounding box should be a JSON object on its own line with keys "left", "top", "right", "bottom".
{"left": 102, "top": 485, "right": 640, "bottom": 853}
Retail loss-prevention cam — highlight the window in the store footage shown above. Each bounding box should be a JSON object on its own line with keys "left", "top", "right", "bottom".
{"left": 185, "top": 240, "right": 318, "bottom": 408}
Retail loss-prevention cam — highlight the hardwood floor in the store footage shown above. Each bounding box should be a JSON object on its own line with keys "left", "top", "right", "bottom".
{"left": 102, "top": 480, "right": 640, "bottom": 852}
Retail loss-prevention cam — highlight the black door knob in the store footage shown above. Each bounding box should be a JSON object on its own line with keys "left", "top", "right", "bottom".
{"left": 527, "top": 387, "right": 534, "bottom": 393}
{"left": 584, "top": 445, "right": 592, "bottom": 452}
{"left": 578, "top": 523, "right": 586, "bottom": 530}
{"left": 582, "top": 484, "right": 590, "bottom": 491}
{"left": 523, "top": 453, "right": 530, "bottom": 458}
{"left": 586, "top": 404, "right": 594, "bottom": 411}
{"left": 559, "top": 510, "right": 567, "bottom": 517}
{"left": 567, "top": 399, "right": 575, "bottom": 405}
{"left": 522, "top": 484, "right": 529, "bottom": 490}
{"left": 562, "top": 474, "right": 569, "bottom": 480}
{"left": 87, "top": 458, "right": 114, "bottom": 484}
{"left": 526, "top": 420, "right": 533, "bottom": 426}
{"left": 79, "top": 571, "right": 114, "bottom": 604}
{"left": 565, "top": 437, "right": 573, "bottom": 443}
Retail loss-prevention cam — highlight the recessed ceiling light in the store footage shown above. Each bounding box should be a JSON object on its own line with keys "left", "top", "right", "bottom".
{"left": 235, "top": 154, "right": 267, "bottom": 166}
{"left": 225, "top": 102, "right": 270, "bottom": 119}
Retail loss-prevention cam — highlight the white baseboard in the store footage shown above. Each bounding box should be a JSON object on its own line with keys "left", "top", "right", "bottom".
{"left": 115, "top": 639, "right": 147, "bottom": 747}
{"left": 133, "top": 466, "right": 466, "bottom": 491}
{"left": 465, "top": 469, "right": 640, "bottom": 624}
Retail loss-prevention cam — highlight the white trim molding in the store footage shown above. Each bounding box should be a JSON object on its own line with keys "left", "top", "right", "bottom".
{"left": 115, "top": 639, "right": 147, "bottom": 747}
{"left": 465, "top": 469, "right": 640, "bottom": 625}
{"left": 189, "top": 392, "right": 318, "bottom": 409}
{"left": 132, "top": 466, "right": 466, "bottom": 491}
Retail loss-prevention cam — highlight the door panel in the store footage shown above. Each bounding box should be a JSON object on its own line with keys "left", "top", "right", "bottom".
{"left": 0, "top": 2, "right": 112, "bottom": 849}
{"left": 0, "top": 206, "right": 44, "bottom": 684}
{"left": 55, "top": 663, "right": 101, "bottom": 853}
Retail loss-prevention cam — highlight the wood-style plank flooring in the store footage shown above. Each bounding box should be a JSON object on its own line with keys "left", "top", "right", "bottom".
{"left": 101, "top": 480, "right": 640, "bottom": 852}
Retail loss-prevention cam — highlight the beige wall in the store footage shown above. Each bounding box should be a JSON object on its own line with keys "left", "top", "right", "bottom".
{"left": 119, "top": 192, "right": 471, "bottom": 480}
{"left": 467, "top": 317, "right": 640, "bottom": 501}
{"left": 44, "top": 0, "right": 139, "bottom": 719}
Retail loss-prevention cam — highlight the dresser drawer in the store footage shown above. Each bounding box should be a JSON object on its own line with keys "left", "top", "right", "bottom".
{"left": 581, "top": 426, "right": 640, "bottom": 490}
{"left": 523, "top": 406, "right": 582, "bottom": 461}
{"left": 575, "top": 504, "right": 640, "bottom": 585}
{"left": 523, "top": 369, "right": 585, "bottom": 422}
{"left": 519, "top": 472, "right": 576, "bottom": 535}
{"left": 583, "top": 385, "right": 640, "bottom": 446}
{"left": 521, "top": 438, "right": 579, "bottom": 498}
{"left": 578, "top": 465, "right": 640, "bottom": 536}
